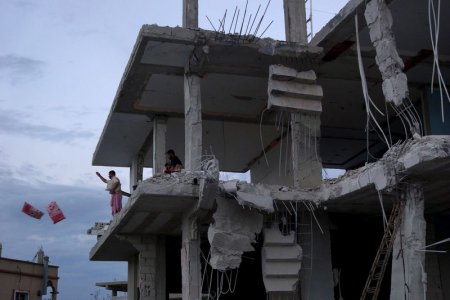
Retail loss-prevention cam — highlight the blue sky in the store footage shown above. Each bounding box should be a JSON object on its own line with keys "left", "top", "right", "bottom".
{"left": 0, "top": 1, "right": 347, "bottom": 299}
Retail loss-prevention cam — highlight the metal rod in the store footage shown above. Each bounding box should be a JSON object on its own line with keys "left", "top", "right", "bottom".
{"left": 244, "top": 13, "right": 252, "bottom": 37}
{"left": 257, "top": 20, "right": 274, "bottom": 39}
{"left": 234, "top": 9, "right": 240, "bottom": 34}
{"left": 239, "top": 0, "right": 248, "bottom": 37}
{"left": 247, "top": 4, "right": 261, "bottom": 39}
{"left": 415, "top": 250, "right": 447, "bottom": 253}
{"left": 206, "top": 15, "right": 217, "bottom": 31}
{"left": 252, "top": 0, "right": 271, "bottom": 39}
{"left": 229, "top": 6, "right": 238, "bottom": 34}
{"left": 221, "top": 9, "right": 227, "bottom": 33}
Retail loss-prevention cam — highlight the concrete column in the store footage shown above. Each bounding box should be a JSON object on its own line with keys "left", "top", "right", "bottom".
{"left": 128, "top": 235, "right": 166, "bottom": 300}
{"left": 283, "top": 0, "right": 308, "bottom": 43}
{"left": 283, "top": 0, "right": 321, "bottom": 190}
{"left": 291, "top": 113, "right": 322, "bottom": 189}
{"left": 184, "top": 73, "right": 202, "bottom": 172}
{"left": 426, "top": 221, "right": 444, "bottom": 300}
{"left": 181, "top": 214, "right": 201, "bottom": 300}
{"left": 130, "top": 153, "right": 145, "bottom": 189}
{"left": 153, "top": 117, "right": 167, "bottom": 176}
{"left": 128, "top": 254, "right": 139, "bottom": 300}
{"left": 391, "top": 183, "right": 426, "bottom": 300}
{"left": 300, "top": 210, "right": 334, "bottom": 300}
{"left": 182, "top": 0, "right": 198, "bottom": 29}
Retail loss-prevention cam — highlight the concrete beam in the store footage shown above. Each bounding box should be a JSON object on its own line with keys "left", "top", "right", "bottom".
{"left": 182, "top": 0, "right": 198, "bottom": 29}
{"left": 152, "top": 117, "right": 167, "bottom": 175}
{"left": 184, "top": 73, "right": 202, "bottom": 171}
{"left": 391, "top": 183, "right": 426, "bottom": 300}
{"left": 283, "top": 0, "right": 308, "bottom": 43}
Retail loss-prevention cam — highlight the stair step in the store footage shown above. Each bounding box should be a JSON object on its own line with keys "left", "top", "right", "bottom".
{"left": 264, "top": 274, "right": 300, "bottom": 279}
{"left": 263, "top": 246, "right": 302, "bottom": 260}
{"left": 264, "top": 228, "right": 296, "bottom": 245}
{"left": 263, "top": 277, "right": 299, "bottom": 292}
{"left": 263, "top": 262, "right": 302, "bottom": 276}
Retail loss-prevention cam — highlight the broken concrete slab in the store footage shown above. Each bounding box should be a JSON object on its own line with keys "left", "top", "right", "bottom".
{"left": 268, "top": 65, "right": 323, "bottom": 113}
{"left": 208, "top": 196, "right": 263, "bottom": 271}
{"left": 235, "top": 182, "right": 275, "bottom": 213}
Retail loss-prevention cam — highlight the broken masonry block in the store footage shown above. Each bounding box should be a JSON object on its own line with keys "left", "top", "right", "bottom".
{"left": 267, "top": 65, "right": 322, "bottom": 113}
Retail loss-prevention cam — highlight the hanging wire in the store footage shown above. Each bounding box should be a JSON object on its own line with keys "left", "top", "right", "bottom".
{"left": 428, "top": 0, "right": 450, "bottom": 122}
{"left": 355, "top": 14, "right": 392, "bottom": 163}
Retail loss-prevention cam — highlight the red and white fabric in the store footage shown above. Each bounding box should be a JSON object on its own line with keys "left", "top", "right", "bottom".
{"left": 47, "top": 201, "right": 66, "bottom": 224}
{"left": 22, "top": 202, "right": 44, "bottom": 219}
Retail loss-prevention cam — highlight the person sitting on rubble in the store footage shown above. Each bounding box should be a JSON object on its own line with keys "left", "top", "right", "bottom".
{"left": 95, "top": 170, "right": 122, "bottom": 216}
{"left": 164, "top": 149, "right": 183, "bottom": 174}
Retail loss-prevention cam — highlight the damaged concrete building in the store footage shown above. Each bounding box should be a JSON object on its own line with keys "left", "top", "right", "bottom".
{"left": 89, "top": 0, "right": 450, "bottom": 299}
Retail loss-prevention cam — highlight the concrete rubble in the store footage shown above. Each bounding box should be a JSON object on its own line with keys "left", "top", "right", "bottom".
{"left": 217, "top": 136, "right": 450, "bottom": 206}
{"left": 208, "top": 196, "right": 263, "bottom": 271}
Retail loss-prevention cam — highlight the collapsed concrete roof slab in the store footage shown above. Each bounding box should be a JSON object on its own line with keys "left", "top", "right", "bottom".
{"left": 90, "top": 175, "right": 198, "bottom": 261}
{"left": 256, "top": 136, "right": 450, "bottom": 214}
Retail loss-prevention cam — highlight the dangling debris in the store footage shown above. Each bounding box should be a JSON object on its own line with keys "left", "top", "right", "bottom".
{"left": 22, "top": 202, "right": 44, "bottom": 220}
{"left": 47, "top": 201, "right": 66, "bottom": 224}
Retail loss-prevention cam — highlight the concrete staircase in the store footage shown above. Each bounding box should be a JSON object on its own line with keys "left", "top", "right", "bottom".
{"left": 262, "top": 226, "right": 303, "bottom": 293}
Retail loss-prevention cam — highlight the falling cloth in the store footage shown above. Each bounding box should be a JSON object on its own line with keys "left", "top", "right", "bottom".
{"left": 111, "top": 193, "right": 122, "bottom": 216}
{"left": 47, "top": 201, "right": 66, "bottom": 224}
{"left": 22, "top": 202, "right": 44, "bottom": 219}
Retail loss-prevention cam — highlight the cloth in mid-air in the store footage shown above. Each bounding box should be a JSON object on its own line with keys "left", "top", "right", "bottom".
{"left": 47, "top": 201, "right": 66, "bottom": 224}
{"left": 22, "top": 202, "right": 44, "bottom": 219}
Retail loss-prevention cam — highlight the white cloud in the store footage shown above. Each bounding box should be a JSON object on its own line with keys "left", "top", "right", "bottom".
{"left": 26, "top": 234, "right": 56, "bottom": 243}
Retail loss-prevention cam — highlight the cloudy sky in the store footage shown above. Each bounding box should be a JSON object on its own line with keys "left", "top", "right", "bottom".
{"left": 0, "top": 1, "right": 347, "bottom": 299}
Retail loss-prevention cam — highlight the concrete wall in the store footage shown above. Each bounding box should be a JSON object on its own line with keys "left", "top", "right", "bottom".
{"left": 0, "top": 258, "right": 58, "bottom": 300}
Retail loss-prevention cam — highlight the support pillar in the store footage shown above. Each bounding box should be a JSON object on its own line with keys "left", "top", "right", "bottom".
{"left": 291, "top": 113, "right": 322, "bottom": 189}
{"left": 425, "top": 221, "right": 444, "bottom": 300}
{"left": 184, "top": 74, "right": 202, "bottom": 172}
{"left": 130, "top": 152, "right": 144, "bottom": 189}
{"left": 391, "top": 183, "right": 426, "bottom": 300}
{"left": 283, "top": 0, "right": 308, "bottom": 43}
{"left": 182, "top": 0, "right": 198, "bottom": 29}
{"left": 299, "top": 210, "right": 334, "bottom": 300}
{"left": 281, "top": 2, "right": 331, "bottom": 299}
{"left": 181, "top": 214, "right": 201, "bottom": 300}
{"left": 128, "top": 236, "right": 166, "bottom": 300}
{"left": 128, "top": 254, "right": 139, "bottom": 300}
{"left": 153, "top": 117, "right": 167, "bottom": 176}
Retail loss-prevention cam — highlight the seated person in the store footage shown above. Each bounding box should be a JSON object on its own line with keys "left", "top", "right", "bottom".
{"left": 164, "top": 149, "right": 183, "bottom": 174}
